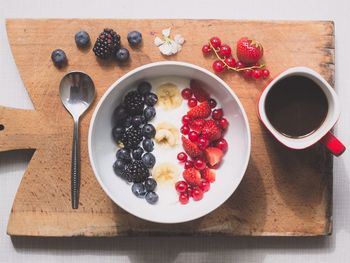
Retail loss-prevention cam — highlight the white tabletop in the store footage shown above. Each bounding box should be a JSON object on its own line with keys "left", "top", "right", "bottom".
{"left": 1, "top": 0, "right": 349, "bottom": 262}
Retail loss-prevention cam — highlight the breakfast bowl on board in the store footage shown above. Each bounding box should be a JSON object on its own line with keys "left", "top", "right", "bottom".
{"left": 88, "top": 61, "right": 251, "bottom": 223}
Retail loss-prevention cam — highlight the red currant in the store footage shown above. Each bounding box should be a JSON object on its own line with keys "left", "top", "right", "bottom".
{"left": 215, "top": 138, "right": 228, "bottom": 152}
{"left": 188, "top": 131, "right": 199, "bottom": 142}
{"left": 179, "top": 192, "right": 189, "bottom": 204}
{"left": 202, "top": 44, "right": 211, "bottom": 55}
{"left": 175, "top": 180, "right": 188, "bottom": 193}
{"left": 199, "top": 180, "right": 210, "bottom": 192}
{"left": 188, "top": 98, "right": 198, "bottom": 108}
{"left": 218, "top": 44, "right": 232, "bottom": 57}
{"left": 194, "top": 158, "right": 206, "bottom": 170}
{"left": 177, "top": 152, "right": 188, "bottom": 162}
{"left": 252, "top": 69, "right": 262, "bottom": 79}
{"left": 212, "top": 60, "right": 226, "bottom": 73}
{"left": 192, "top": 187, "right": 204, "bottom": 201}
{"left": 243, "top": 69, "right": 253, "bottom": 78}
{"left": 184, "top": 160, "right": 194, "bottom": 169}
{"left": 209, "top": 98, "right": 217, "bottom": 108}
{"left": 182, "top": 115, "right": 190, "bottom": 125}
{"left": 181, "top": 88, "right": 193, "bottom": 100}
{"left": 224, "top": 57, "right": 236, "bottom": 68}
{"left": 212, "top": 109, "right": 223, "bottom": 120}
{"left": 187, "top": 186, "right": 193, "bottom": 197}
{"left": 262, "top": 69, "right": 270, "bottom": 78}
{"left": 209, "top": 37, "right": 221, "bottom": 49}
{"left": 236, "top": 61, "right": 245, "bottom": 69}
{"left": 197, "top": 137, "right": 209, "bottom": 150}
{"left": 218, "top": 118, "right": 229, "bottom": 130}
{"left": 180, "top": 125, "right": 190, "bottom": 135}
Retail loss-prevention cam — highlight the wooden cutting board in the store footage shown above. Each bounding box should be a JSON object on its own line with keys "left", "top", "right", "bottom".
{"left": 2, "top": 19, "right": 334, "bottom": 236}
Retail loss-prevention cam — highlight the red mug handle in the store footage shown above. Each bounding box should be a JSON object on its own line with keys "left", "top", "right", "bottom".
{"left": 321, "top": 132, "right": 346, "bottom": 156}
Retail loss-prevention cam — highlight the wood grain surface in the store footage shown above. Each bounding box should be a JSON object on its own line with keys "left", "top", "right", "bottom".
{"left": 2, "top": 19, "right": 334, "bottom": 236}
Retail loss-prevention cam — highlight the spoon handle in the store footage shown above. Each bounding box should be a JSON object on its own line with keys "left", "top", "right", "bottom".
{"left": 71, "top": 119, "right": 80, "bottom": 209}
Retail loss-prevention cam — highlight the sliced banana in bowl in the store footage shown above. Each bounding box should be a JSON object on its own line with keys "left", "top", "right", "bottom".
{"left": 155, "top": 122, "right": 180, "bottom": 147}
{"left": 155, "top": 82, "right": 182, "bottom": 110}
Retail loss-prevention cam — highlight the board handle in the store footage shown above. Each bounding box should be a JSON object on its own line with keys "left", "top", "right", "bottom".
{"left": 321, "top": 131, "right": 346, "bottom": 156}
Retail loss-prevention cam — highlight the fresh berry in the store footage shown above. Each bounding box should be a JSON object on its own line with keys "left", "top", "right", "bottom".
{"left": 123, "top": 116, "right": 132, "bottom": 128}
{"left": 187, "top": 186, "right": 193, "bottom": 197}
{"left": 187, "top": 101, "right": 211, "bottom": 119}
{"left": 189, "top": 118, "right": 206, "bottom": 133}
{"left": 201, "top": 168, "right": 216, "bottom": 183}
{"left": 209, "top": 37, "right": 221, "bottom": 49}
{"left": 214, "top": 138, "right": 228, "bottom": 152}
{"left": 123, "top": 160, "right": 150, "bottom": 183}
{"left": 262, "top": 69, "right": 270, "bottom": 78}
{"left": 132, "top": 183, "right": 146, "bottom": 197}
{"left": 190, "top": 80, "right": 210, "bottom": 102}
{"left": 212, "top": 109, "right": 223, "bottom": 120}
{"left": 182, "top": 115, "right": 191, "bottom": 125}
{"left": 201, "top": 120, "right": 222, "bottom": 141}
{"left": 137, "top": 81, "right": 152, "bottom": 95}
{"left": 218, "top": 118, "right": 229, "bottom": 130}
{"left": 252, "top": 69, "right": 262, "bottom": 79}
{"left": 236, "top": 61, "right": 245, "bottom": 69}
{"left": 224, "top": 57, "right": 236, "bottom": 68}
{"left": 124, "top": 90, "right": 144, "bottom": 116}
{"left": 113, "top": 159, "right": 127, "bottom": 176}
{"left": 188, "top": 131, "right": 199, "bottom": 142}
{"left": 202, "top": 44, "right": 211, "bottom": 55}
{"left": 212, "top": 60, "right": 226, "bottom": 73}
{"left": 112, "top": 126, "right": 125, "bottom": 143}
{"left": 179, "top": 193, "right": 189, "bottom": 204}
{"left": 121, "top": 127, "right": 143, "bottom": 149}
{"left": 115, "top": 48, "right": 130, "bottom": 63}
{"left": 177, "top": 152, "right": 188, "bottom": 162}
{"left": 236, "top": 37, "right": 264, "bottom": 65}
{"left": 75, "top": 31, "right": 90, "bottom": 48}
{"left": 204, "top": 147, "right": 224, "bottom": 167}
{"left": 180, "top": 125, "right": 190, "bottom": 135}
{"left": 184, "top": 160, "right": 194, "bottom": 169}
{"left": 243, "top": 69, "right": 253, "bottom": 78}
{"left": 182, "top": 136, "right": 202, "bottom": 158}
{"left": 218, "top": 44, "right": 232, "bottom": 57}
{"left": 113, "top": 105, "right": 128, "bottom": 125}
{"left": 188, "top": 98, "right": 198, "bottom": 108}
{"left": 116, "top": 148, "right": 132, "bottom": 163}
{"left": 192, "top": 187, "right": 204, "bottom": 201}
{"left": 132, "top": 146, "right": 144, "bottom": 160}
{"left": 145, "top": 191, "right": 159, "bottom": 204}
{"left": 199, "top": 180, "right": 210, "bottom": 192}
{"left": 144, "top": 178, "right": 157, "bottom": 192}
{"left": 181, "top": 88, "right": 193, "bottom": 100}
{"left": 197, "top": 137, "right": 209, "bottom": 150}
{"left": 144, "top": 93, "right": 158, "bottom": 106}
{"left": 183, "top": 167, "right": 201, "bottom": 186}
{"left": 93, "top": 28, "right": 121, "bottom": 59}
{"left": 142, "top": 124, "right": 156, "bottom": 139}
{"left": 175, "top": 180, "right": 188, "bottom": 193}
{"left": 142, "top": 152, "right": 156, "bottom": 168}
{"left": 142, "top": 139, "right": 154, "bottom": 152}
{"left": 132, "top": 115, "right": 144, "bottom": 127}
{"left": 194, "top": 158, "right": 206, "bottom": 170}
{"left": 208, "top": 163, "right": 220, "bottom": 169}
{"left": 209, "top": 99, "right": 217, "bottom": 108}
{"left": 127, "top": 31, "right": 142, "bottom": 46}
{"left": 51, "top": 49, "right": 67, "bottom": 68}
{"left": 143, "top": 106, "right": 156, "bottom": 121}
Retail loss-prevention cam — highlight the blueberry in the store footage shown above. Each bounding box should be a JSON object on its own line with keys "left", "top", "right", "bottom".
{"left": 132, "top": 183, "right": 146, "bottom": 197}
{"left": 137, "top": 81, "right": 152, "bottom": 96}
{"left": 116, "top": 148, "right": 132, "bottom": 162}
{"left": 112, "top": 126, "right": 125, "bottom": 142}
{"left": 142, "top": 124, "right": 156, "bottom": 139}
{"left": 132, "top": 115, "right": 144, "bottom": 127}
{"left": 145, "top": 191, "right": 158, "bottom": 204}
{"left": 113, "top": 105, "right": 128, "bottom": 126}
{"left": 75, "top": 31, "right": 90, "bottom": 48}
{"left": 113, "top": 159, "right": 126, "bottom": 176}
{"left": 51, "top": 49, "right": 67, "bottom": 68}
{"left": 115, "top": 48, "right": 130, "bottom": 63}
{"left": 144, "top": 178, "right": 157, "bottom": 192}
{"left": 123, "top": 116, "right": 132, "bottom": 128}
{"left": 142, "top": 152, "right": 156, "bottom": 168}
{"left": 142, "top": 139, "right": 154, "bottom": 152}
{"left": 127, "top": 31, "right": 142, "bottom": 47}
{"left": 143, "top": 106, "right": 156, "bottom": 121}
{"left": 132, "top": 146, "right": 144, "bottom": 160}
{"left": 145, "top": 93, "right": 158, "bottom": 106}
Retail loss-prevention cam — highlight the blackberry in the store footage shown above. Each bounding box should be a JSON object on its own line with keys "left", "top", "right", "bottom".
{"left": 93, "top": 28, "right": 121, "bottom": 59}
{"left": 124, "top": 90, "right": 144, "bottom": 115}
{"left": 121, "top": 127, "right": 143, "bottom": 149}
{"left": 123, "top": 160, "right": 150, "bottom": 183}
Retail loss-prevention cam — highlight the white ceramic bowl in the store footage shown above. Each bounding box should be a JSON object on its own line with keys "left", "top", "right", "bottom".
{"left": 88, "top": 61, "right": 251, "bottom": 223}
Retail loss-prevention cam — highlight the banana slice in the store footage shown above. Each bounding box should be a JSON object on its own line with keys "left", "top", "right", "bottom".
{"left": 155, "top": 122, "right": 180, "bottom": 147}
{"left": 153, "top": 162, "right": 180, "bottom": 184}
{"left": 155, "top": 82, "right": 182, "bottom": 110}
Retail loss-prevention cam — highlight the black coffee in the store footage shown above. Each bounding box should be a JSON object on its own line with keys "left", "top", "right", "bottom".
{"left": 265, "top": 76, "right": 328, "bottom": 138}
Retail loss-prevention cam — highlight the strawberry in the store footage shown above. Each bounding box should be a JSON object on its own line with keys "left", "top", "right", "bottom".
{"left": 189, "top": 118, "right": 206, "bottom": 133}
{"left": 201, "top": 120, "right": 221, "bottom": 141}
{"left": 190, "top": 79, "right": 210, "bottom": 102}
{"left": 182, "top": 136, "right": 202, "bottom": 158}
{"left": 204, "top": 147, "right": 224, "bottom": 166}
{"left": 183, "top": 168, "right": 201, "bottom": 186}
{"left": 236, "top": 37, "right": 264, "bottom": 65}
{"left": 201, "top": 168, "right": 216, "bottom": 183}
{"left": 187, "top": 101, "right": 211, "bottom": 119}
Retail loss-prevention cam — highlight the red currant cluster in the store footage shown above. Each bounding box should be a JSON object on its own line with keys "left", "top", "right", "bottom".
{"left": 202, "top": 37, "right": 270, "bottom": 79}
